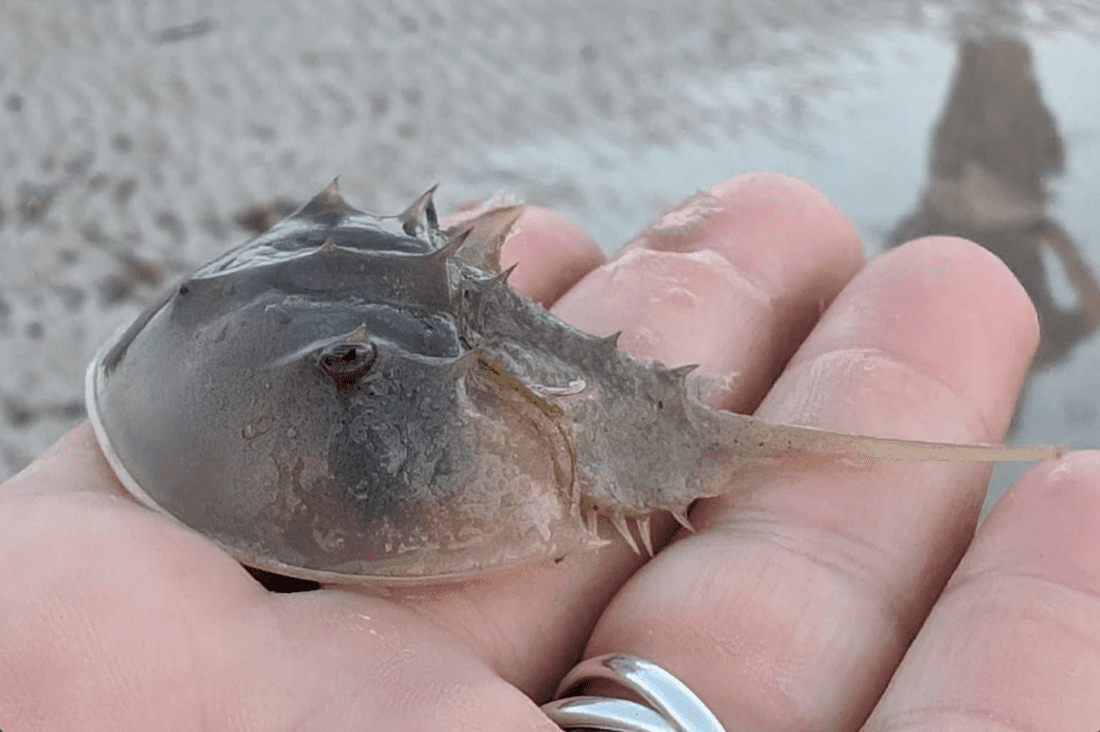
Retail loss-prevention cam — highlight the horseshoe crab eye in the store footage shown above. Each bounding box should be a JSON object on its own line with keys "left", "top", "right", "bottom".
{"left": 318, "top": 341, "right": 377, "bottom": 388}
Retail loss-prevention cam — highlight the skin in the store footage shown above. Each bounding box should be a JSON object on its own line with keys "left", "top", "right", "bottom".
{"left": 3, "top": 172, "right": 1099, "bottom": 731}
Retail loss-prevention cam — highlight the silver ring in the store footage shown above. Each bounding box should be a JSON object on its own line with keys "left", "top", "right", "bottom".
{"left": 540, "top": 653, "right": 726, "bottom": 732}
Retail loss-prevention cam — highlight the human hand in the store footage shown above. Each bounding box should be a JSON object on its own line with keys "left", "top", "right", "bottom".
{"left": 3, "top": 173, "right": 1098, "bottom": 731}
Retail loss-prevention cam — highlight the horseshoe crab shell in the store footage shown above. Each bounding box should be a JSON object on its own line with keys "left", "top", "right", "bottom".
{"left": 87, "top": 182, "right": 1064, "bottom": 585}
{"left": 86, "top": 183, "right": 602, "bottom": 583}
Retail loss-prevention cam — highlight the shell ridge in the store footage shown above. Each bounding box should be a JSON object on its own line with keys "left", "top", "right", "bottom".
{"left": 291, "top": 177, "right": 363, "bottom": 225}
{"left": 396, "top": 185, "right": 440, "bottom": 237}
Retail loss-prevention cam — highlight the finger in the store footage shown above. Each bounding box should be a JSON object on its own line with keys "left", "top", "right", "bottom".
{"left": 863, "top": 451, "right": 1100, "bottom": 731}
{"left": 1, "top": 421, "right": 127, "bottom": 499}
{"left": 583, "top": 236, "right": 1040, "bottom": 730}
{"left": 554, "top": 172, "right": 865, "bottom": 411}
{"left": 397, "top": 172, "right": 866, "bottom": 699}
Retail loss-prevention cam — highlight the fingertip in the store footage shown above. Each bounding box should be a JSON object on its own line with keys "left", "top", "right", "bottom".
{"left": 501, "top": 206, "right": 607, "bottom": 306}
{"left": 890, "top": 234, "right": 1041, "bottom": 347}
{"left": 781, "top": 233, "right": 1040, "bottom": 438}
{"left": 890, "top": 235, "right": 1041, "bottom": 416}
{"left": 708, "top": 172, "right": 866, "bottom": 274}
{"left": 971, "top": 450, "right": 1100, "bottom": 597}
{"left": 627, "top": 172, "right": 866, "bottom": 294}
{"left": 864, "top": 450, "right": 1100, "bottom": 731}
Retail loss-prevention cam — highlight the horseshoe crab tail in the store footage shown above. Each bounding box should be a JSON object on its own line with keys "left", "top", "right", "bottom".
{"left": 703, "top": 408, "right": 1065, "bottom": 466}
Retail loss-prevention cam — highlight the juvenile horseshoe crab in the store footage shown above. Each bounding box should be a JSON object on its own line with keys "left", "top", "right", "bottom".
{"left": 86, "top": 182, "right": 1064, "bottom": 584}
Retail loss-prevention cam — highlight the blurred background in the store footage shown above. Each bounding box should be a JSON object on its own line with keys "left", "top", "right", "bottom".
{"left": 1, "top": 0, "right": 1098, "bottom": 508}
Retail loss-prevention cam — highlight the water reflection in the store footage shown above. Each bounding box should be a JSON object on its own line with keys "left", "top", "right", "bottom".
{"left": 888, "top": 34, "right": 1100, "bottom": 383}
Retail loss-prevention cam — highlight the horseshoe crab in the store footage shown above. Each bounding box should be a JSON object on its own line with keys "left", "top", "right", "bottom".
{"left": 85, "top": 182, "right": 1063, "bottom": 584}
